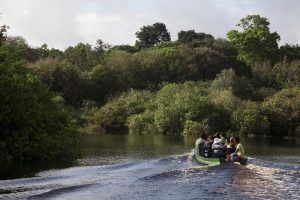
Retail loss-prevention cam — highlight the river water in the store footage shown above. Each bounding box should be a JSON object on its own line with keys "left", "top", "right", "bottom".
{"left": 0, "top": 135, "right": 299, "bottom": 200}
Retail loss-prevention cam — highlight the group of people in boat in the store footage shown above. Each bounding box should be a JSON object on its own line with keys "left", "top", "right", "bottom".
{"left": 195, "top": 132, "right": 245, "bottom": 161}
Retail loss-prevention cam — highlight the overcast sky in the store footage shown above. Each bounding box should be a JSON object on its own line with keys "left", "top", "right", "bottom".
{"left": 1, "top": 0, "right": 300, "bottom": 49}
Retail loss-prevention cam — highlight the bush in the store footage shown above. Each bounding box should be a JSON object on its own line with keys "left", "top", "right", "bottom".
{"left": 127, "top": 110, "right": 157, "bottom": 135}
{"left": 231, "top": 101, "right": 269, "bottom": 136}
{"left": 182, "top": 120, "right": 210, "bottom": 136}
{"left": 92, "top": 90, "right": 154, "bottom": 133}
{"left": 273, "top": 59, "right": 300, "bottom": 87}
{"left": 262, "top": 87, "right": 300, "bottom": 137}
{"left": 154, "top": 82, "right": 230, "bottom": 135}
{"left": 211, "top": 68, "right": 252, "bottom": 99}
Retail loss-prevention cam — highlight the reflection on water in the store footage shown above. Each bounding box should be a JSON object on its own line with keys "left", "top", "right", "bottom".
{"left": 78, "top": 134, "right": 195, "bottom": 166}
{"left": 0, "top": 135, "right": 299, "bottom": 199}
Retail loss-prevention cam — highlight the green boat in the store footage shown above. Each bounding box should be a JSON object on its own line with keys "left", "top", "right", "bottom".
{"left": 194, "top": 149, "right": 248, "bottom": 166}
{"left": 195, "top": 154, "right": 226, "bottom": 166}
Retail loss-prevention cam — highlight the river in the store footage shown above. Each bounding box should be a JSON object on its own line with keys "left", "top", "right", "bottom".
{"left": 0, "top": 135, "right": 299, "bottom": 199}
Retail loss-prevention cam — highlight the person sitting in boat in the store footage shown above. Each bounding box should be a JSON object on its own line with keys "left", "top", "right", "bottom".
{"left": 231, "top": 137, "right": 245, "bottom": 161}
{"left": 203, "top": 136, "right": 214, "bottom": 158}
{"left": 220, "top": 132, "right": 227, "bottom": 145}
{"left": 213, "top": 132, "right": 220, "bottom": 140}
{"left": 195, "top": 133, "right": 207, "bottom": 156}
{"left": 212, "top": 137, "right": 225, "bottom": 158}
{"left": 225, "top": 137, "right": 236, "bottom": 154}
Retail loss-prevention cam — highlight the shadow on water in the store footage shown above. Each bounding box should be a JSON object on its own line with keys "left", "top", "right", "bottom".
{"left": 0, "top": 160, "right": 74, "bottom": 180}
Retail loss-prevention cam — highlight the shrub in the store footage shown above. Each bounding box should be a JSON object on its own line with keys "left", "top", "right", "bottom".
{"left": 92, "top": 90, "right": 154, "bottom": 133}
{"left": 262, "top": 87, "right": 300, "bottom": 137}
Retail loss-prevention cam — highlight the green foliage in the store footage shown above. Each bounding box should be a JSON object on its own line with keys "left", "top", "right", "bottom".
{"left": 252, "top": 87, "right": 278, "bottom": 101}
{"left": 0, "top": 25, "right": 9, "bottom": 46}
{"left": 87, "top": 64, "right": 120, "bottom": 102}
{"left": 153, "top": 82, "right": 229, "bottom": 135}
{"left": 0, "top": 44, "right": 79, "bottom": 162}
{"left": 231, "top": 101, "right": 269, "bottom": 136}
{"left": 262, "top": 87, "right": 300, "bottom": 137}
{"left": 182, "top": 120, "right": 210, "bottom": 136}
{"left": 211, "top": 68, "right": 252, "bottom": 99}
{"left": 179, "top": 46, "right": 229, "bottom": 80}
{"left": 92, "top": 90, "right": 154, "bottom": 133}
{"left": 36, "top": 44, "right": 64, "bottom": 60}
{"left": 3, "top": 16, "right": 300, "bottom": 140}
{"left": 127, "top": 110, "right": 157, "bottom": 135}
{"left": 209, "top": 90, "right": 241, "bottom": 113}
{"left": 29, "top": 58, "right": 86, "bottom": 107}
{"left": 273, "top": 59, "right": 300, "bottom": 87}
{"left": 135, "top": 22, "right": 171, "bottom": 49}
{"left": 177, "top": 30, "right": 214, "bottom": 47}
{"left": 251, "top": 61, "right": 276, "bottom": 87}
{"left": 79, "top": 100, "right": 99, "bottom": 134}
{"left": 109, "top": 45, "right": 138, "bottom": 53}
{"left": 64, "top": 43, "right": 98, "bottom": 70}
{"left": 227, "top": 15, "right": 280, "bottom": 65}
{"left": 279, "top": 44, "right": 300, "bottom": 62}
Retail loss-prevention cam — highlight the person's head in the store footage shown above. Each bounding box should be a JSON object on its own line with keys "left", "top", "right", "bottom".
{"left": 200, "top": 133, "right": 207, "bottom": 140}
{"left": 235, "top": 136, "right": 240, "bottom": 144}
{"left": 230, "top": 137, "right": 235, "bottom": 145}
{"left": 227, "top": 137, "right": 230, "bottom": 143}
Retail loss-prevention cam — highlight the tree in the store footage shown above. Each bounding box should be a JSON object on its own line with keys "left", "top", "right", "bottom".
{"left": 227, "top": 15, "right": 280, "bottom": 65}
{"left": 279, "top": 44, "right": 300, "bottom": 62}
{"left": 135, "top": 22, "right": 171, "bottom": 49}
{"left": 95, "top": 39, "right": 111, "bottom": 62}
{"left": 64, "top": 43, "right": 98, "bottom": 70}
{"left": 177, "top": 30, "right": 214, "bottom": 47}
{"left": 0, "top": 25, "right": 8, "bottom": 46}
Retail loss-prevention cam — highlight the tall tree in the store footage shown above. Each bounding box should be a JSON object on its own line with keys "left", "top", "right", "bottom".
{"left": 95, "top": 39, "right": 111, "bottom": 63}
{"left": 227, "top": 15, "right": 280, "bottom": 65}
{"left": 0, "top": 25, "right": 8, "bottom": 46}
{"left": 135, "top": 22, "right": 171, "bottom": 49}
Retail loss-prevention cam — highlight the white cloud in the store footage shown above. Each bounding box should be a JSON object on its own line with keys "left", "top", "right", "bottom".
{"left": 0, "top": 0, "right": 299, "bottom": 49}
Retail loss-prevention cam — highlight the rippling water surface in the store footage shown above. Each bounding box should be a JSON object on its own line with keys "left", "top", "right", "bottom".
{"left": 0, "top": 135, "right": 299, "bottom": 199}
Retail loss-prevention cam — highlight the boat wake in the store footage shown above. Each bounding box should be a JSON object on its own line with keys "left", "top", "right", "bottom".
{"left": 0, "top": 153, "right": 299, "bottom": 200}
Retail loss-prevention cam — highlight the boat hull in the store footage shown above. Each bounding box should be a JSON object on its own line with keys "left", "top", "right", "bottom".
{"left": 195, "top": 154, "right": 226, "bottom": 166}
{"left": 194, "top": 150, "right": 248, "bottom": 166}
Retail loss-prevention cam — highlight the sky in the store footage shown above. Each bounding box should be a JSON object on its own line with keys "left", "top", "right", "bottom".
{"left": 1, "top": 0, "right": 300, "bottom": 50}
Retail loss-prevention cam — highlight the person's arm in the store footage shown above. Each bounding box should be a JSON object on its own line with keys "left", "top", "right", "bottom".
{"left": 234, "top": 144, "right": 240, "bottom": 153}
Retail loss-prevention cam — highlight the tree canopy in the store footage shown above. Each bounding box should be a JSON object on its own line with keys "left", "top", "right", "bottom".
{"left": 135, "top": 22, "right": 171, "bottom": 49}
{"left": 177, "top": 30, "right": 214, "bottom": 47}
{"left": 227, "top": 15, "right": 280, "bottom": 65}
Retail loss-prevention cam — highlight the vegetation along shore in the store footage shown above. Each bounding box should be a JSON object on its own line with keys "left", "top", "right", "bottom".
{"left": 0, "top": 15, "right": 299, "bottom": 163}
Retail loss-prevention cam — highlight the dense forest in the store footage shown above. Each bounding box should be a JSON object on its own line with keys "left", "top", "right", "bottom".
{"left": 1, "top": 15, "right": 300, "bottom": 162}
